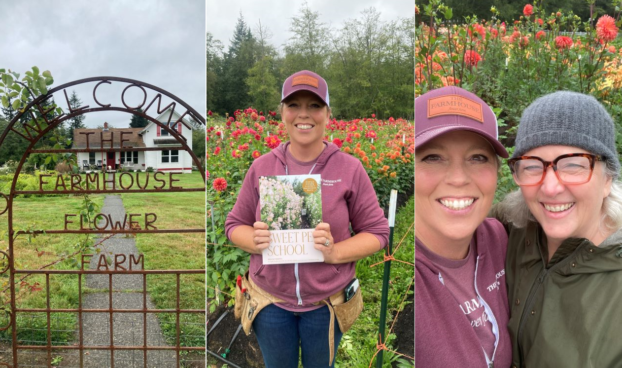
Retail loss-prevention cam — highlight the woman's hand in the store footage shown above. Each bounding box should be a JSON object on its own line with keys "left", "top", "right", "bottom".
{"left": 253, "top": 222, "right": 271, "bottom": 252}
{"left": 313, "top": 222, "right": 337, "bottom": 263}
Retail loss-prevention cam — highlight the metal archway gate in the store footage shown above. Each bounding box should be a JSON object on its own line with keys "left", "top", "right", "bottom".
{"left": 0, "top": 77, "right": 205, "bottom": 367}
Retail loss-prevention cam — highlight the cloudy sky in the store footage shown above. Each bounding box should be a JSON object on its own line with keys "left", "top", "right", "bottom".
{"left": 0, "top": 0, "right": 205, "bottom": 128}
{"left": 209, "top": 0, "right": 414, "bottom": 53}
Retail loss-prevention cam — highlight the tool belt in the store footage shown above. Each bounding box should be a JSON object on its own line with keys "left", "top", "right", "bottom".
{"left": 235, "top": 272, "right": 364, "bottom": 366}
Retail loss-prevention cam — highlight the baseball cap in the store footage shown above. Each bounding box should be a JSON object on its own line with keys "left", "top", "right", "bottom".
{"left": 415, "top": 86, "right": 508, "bottom": 158}
{"left": 281, "top": 70, "right": 330, "bottom": 107}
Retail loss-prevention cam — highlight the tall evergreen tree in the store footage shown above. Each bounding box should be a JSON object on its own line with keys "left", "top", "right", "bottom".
{"left": 66, "top": 90, "right": 86, "bottom": 139}
{"left": 130, "top": 108, "right": 149, "bottom": 128}
{"left": 206, "top": 32, "right": 224, "bottom": 115}
{"left": 246, "top": 21, "right": 280, "bottom": 114}
{"left": 220, "top": 14, "right": 258, "bottom": 115}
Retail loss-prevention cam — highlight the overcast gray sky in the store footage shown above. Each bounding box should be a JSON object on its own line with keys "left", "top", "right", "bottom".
{"left": 209, "top": 0, "right": 414, "bottom": 52}
{"left": 0, "top": 0, "right": 205, "bottom": 128}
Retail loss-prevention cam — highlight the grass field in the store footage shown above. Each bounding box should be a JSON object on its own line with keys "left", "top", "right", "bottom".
{"left": 119, "top": 171, "right": 205, "bottom": 347}
{"left": 0, "top": 171, "right": 205, "bottom": 348}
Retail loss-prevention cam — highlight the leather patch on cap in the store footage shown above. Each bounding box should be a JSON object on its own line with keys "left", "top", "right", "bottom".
{"left": 292, "top": 75, "right": 319, "bottom": 88}
{"left": 427, "top": 95, "right": 484, "bottom": 123}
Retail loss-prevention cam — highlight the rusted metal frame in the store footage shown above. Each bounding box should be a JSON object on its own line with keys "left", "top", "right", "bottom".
{"left": 109, "top": 273, "right": 114, "bottom": 368}
{"left": 0, "top": 77, "right": 205, "bottom": 147}
{"left": 14, "top": 188, "right": 204, "bottom": 195}
{"left": 15, "top": 269, "right": 204, "bottom": 274}
{"left": 18, "top": 345, "right": 205, "bottom": 351}
{"left": 176, "top": 274, "right": 181, "bottom": 367}
{"left": 8, "top": 186, "right": 16, "bottom": 368}
{"left": 16, "top": 308, "right": 203, "bottom": 313}
{"left": 46, "top": 273, "right": 51, "bottom": 368}
{"left": 79, "top": 273, "right": 84, "bottom": 367}
{"left": 18, "top": 104, "right": 197, "bottom": 166}
{"left": 0, "top": 77, "right": 206, "bottom": 366}
{"left": 143, "top": 274, "right": 147, "bottom": 368}
{"left": 2, "top": 103, "right": 205, "bottom": 196}
{"left": 4, "top": 106, "right": 203, "bottom": 188}
{"left": 15, "top": 229, "right": 205, "bottom": 235}
{"left": 30, "top": 147, "right": 184, "bottom": 153}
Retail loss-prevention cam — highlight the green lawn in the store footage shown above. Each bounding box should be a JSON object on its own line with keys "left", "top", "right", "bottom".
{"left": 120, "top": 171, "right": 205, "bottom": 347}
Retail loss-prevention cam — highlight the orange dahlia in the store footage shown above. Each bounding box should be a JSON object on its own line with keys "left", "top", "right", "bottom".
{"left": 596, "top": 15, "right": 618, "bottom": 42}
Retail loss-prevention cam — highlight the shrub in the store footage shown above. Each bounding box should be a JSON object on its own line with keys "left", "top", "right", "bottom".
{"left": 54, "top": 161, "right": 71, "bottom": 175}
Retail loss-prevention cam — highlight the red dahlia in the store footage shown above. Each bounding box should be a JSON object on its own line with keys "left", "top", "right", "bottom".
{"left": 213, "top": 178, "right": 227, "bottom": 192}
{"left": 596, "top": 15, "right": 618, "bottom": 42}
{"left": 555, "top": 36, "right": 573, "bottom": 49}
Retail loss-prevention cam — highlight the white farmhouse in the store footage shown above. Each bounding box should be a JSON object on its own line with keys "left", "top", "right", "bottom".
{"left": 73, "top": 110, "right": 194, "bottom": 173}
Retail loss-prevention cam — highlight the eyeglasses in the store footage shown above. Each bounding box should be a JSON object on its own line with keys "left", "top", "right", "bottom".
{"left": 507, "top": 153, "right": 605, "bottom": 186}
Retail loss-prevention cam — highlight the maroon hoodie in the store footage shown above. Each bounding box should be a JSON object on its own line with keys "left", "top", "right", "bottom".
{"left": 416, "top": 218, "right": 512, "bottom": 368}
{"left": 225, "top": 141, "right": 389, "bottom": 308}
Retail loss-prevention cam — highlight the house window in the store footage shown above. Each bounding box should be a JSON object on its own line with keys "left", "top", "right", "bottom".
{"left": 89, "top": 152, "right": 96, "bottom": 164}
{"left": 120, "top": 151, "right": 138, "bottom": 164}
{"left": 160, "top": 126, "right": 170, "bottom": 136}
{"left": 162, "top": 150, "right": 179, "bottom": 163}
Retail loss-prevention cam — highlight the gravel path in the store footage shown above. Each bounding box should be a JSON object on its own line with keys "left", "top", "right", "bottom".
{"left": 80, "top": 194, "right": 175, "bottom": 367}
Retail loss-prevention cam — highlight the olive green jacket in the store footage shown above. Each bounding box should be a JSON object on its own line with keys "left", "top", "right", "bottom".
{"left": 506, "top": 222, "right": 622, "bottom": 368}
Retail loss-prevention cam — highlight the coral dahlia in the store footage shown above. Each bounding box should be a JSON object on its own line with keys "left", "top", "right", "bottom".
{"left": 213, "top": 178, "right": 227, "bottom": 192}
{"left": 465, "top": 50, "right": 482, "bottom": 66}
{"left": 596, "top": 15, "right": 618, "bottom": 42}
{"left": 555, "top": 36, "right": 573, "bottom": 49}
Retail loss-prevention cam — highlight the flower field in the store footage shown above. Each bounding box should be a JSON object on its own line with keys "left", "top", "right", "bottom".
{"left": 417, "top": 0, "right": 622, "bottom": 200}
{"left": 205, "top": 108, "right": 413, "bottom": 310}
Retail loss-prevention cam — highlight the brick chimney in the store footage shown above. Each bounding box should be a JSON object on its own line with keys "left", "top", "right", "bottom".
{"left": 103, "top": 122, "right": 109, "bottom": 132}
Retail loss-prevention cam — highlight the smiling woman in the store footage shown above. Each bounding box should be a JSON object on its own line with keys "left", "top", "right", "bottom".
{"left": 225, "top": 70, "right": 389, "bottom": 367}
{"left": 415, "top": 86, "right": 512, "bottom": 368}
{"left": 495, "top": 91, "right": 622, "bottom": 368}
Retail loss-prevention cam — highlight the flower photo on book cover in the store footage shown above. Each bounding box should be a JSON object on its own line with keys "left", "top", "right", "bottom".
{"left": 259, "top": 175, "right": 322, "bottom": 230}
{"left": 259, "top": 174, "right": 324, "bottom": 264}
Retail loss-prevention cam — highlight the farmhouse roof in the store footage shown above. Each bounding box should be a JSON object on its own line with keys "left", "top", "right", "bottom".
{"left": 139, "top": 109, "right": 194, "bottom": 135}
{"left": 72, "top": 127, "right": 146, "bottom": 149}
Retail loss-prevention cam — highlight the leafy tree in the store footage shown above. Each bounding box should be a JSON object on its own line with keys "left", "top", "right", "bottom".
{"left": 192, "top": 127, "right": 206, "bottom": 168}
{"left": 283, "top": 2, "right": 330, "bottom": 75}
{"left": 206, "top": 32, "right": 224, "bottom": 114}
{"left": 130, "top": 108, "right": 149, "bottom": 128}
{"left": 66, "top": 90, "right": 86, "bottom": 139}
{"left": 246, "top": 21, "right": 280, "bottom": 113}
{"left": 0, "top": 67, "right": 62, "bottom": 164}
{"left": 205, "top": 7, "right": 414, "bottom": 119}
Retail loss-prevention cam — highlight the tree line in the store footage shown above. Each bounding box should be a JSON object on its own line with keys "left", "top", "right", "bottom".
{"left": 207, "top": 4, "right": 415, "bottom": 120}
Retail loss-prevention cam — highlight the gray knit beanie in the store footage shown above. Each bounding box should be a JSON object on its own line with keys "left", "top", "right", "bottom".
{"left": 512, "top": 91, "right": 620, "bottom": 177}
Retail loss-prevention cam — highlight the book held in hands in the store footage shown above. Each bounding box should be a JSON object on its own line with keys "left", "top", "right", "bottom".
{"left": 259, "top": 174, "right": 324, "bottom": 264}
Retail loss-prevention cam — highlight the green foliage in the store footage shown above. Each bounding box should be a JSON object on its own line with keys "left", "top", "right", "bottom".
{"left": 337, "top": 196, "right": 414, "bottom": 366}
{"left": 246, "top": 56, "right": 280, "bottom": 114}
{"left": 416, "top": 2, "right": 622, "bottom": 163}
{"left": 191, "top": 127, "right": 205, "bottom": 169}
{"left": 207, "top": 7, "right": 414, "bottom": 120}
{"left": 0, "top": 67, "right": 54, "bottom": 113}
{"left": 304, "top": 190, "right": 322, "bottom": 227}
{"left": 129, "top": 108, "right": 149, "bottom": 128}
{"left": 66, "top": 90, "right": 85, "bottom": 139}
{"left": 416, "top": 0, "right": 615, "bottom": 24}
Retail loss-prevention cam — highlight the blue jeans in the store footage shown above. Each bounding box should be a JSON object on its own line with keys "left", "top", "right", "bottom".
{"left": 253, "top": 304, "right": 344, "bottom": 368}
